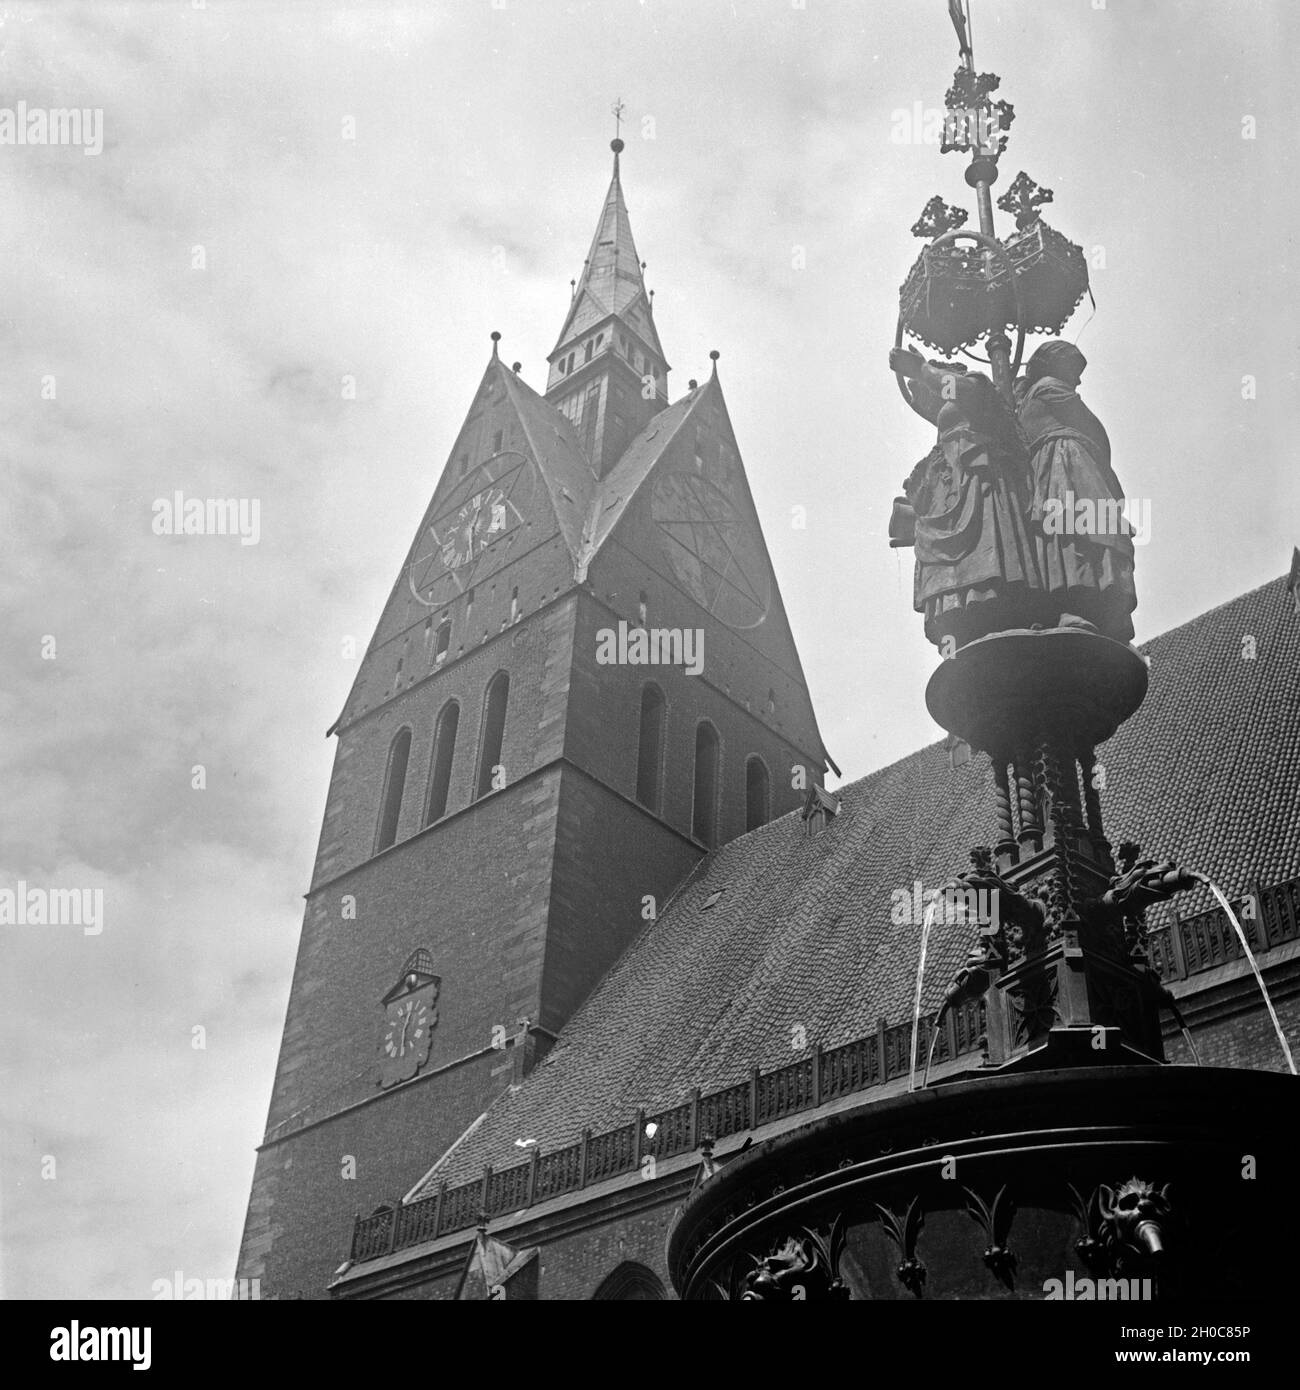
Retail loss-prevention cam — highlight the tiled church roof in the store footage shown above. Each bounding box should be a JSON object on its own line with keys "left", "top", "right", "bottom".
{"left": 409, "top": 573, "right": 1300, "bottom": 1195}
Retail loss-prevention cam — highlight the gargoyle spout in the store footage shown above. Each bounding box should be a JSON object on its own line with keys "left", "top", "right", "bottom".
{"left": 1134, "top": 1219, "right": 1165, "bottom": 1257}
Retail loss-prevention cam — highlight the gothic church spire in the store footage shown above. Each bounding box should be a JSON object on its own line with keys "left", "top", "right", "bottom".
{"left": 545, "top": 138, "right": 669, "bottom": 474}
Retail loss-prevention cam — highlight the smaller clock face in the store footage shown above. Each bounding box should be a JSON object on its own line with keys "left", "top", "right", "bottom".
{"left": 408, "top": 452, "right": 534, "bottom": 609}
{"left": 377, "top": 984, "right": 439, "bottom": 1088}
{"left": 381, "top": 998, "right": 429, "bottom": 1059}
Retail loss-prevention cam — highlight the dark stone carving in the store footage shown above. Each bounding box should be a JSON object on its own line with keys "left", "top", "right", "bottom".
{"left": 958, "top": 846, "right": 1052, "bottom": 964}
{"left": 964, "top": 1185, "right": 1018, "bottom": 1287}
{"left": 1006, "top": 968, "right": 1060, "bottom": 1050}
{"left": 1067, "top": 1183, "right": 1110, "bottom": 1276}
{"left": 1065, "top": 1176, "right": 1174, "bottom": 1282}
{"left": 740, "top": 1217, "right": 849, "bottom": 1301}
{"left": 875, "top": 1197, "right": 927, "bottom": 1298}
{"left": 1099, "top": 1178, "right": 1172, "bottom": 1265}
{"left": 1102, "top": 851, "right": 1196, "bottom": 915}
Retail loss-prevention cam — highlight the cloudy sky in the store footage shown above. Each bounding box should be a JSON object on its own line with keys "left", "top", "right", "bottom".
{"left": 2, "top": 0, "right": 1295, "bottom": 1299}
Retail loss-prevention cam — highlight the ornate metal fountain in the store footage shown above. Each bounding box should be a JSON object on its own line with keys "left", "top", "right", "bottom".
{"left": 667, "top": 1, "right": 1297, "bottom": 1303}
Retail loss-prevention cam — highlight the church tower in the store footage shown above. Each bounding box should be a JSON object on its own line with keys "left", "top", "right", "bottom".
{"left": 236, "top": 140, "right": 832, "bottom": 1298}
{"left": 544, "top": 136, "right": 668, "bottom": 476}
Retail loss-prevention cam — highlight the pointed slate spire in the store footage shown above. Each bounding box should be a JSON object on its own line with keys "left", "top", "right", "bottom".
{"left": 549, "top": 140, "right": 665, "bottom": 362}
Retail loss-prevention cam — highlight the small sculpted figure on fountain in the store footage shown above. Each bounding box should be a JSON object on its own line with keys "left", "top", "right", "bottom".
{"left": 888, "top": 347, "right": 1045, "bottom": 651}
{"left": 1014, "top": 341, "right": 1138, "bottom": 641}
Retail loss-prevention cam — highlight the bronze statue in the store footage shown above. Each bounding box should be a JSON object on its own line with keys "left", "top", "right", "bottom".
{"left": 1014, "top": 341, "right": 1137, "bottom": 642}
{"left": 888, "top": 347, "right": 1045, "bottom": 650}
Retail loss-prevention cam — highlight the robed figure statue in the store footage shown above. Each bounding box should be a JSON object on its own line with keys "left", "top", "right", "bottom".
{"left": 1013, "top": 341, "right": 1137, "bottom": 642}
{"left": 889, "top": 347, "right": 1044, "bottom": 650}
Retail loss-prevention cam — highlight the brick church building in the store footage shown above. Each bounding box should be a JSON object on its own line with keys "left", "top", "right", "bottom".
{"left": 236, "top": 143, "right": 1300, "bottom": 1301}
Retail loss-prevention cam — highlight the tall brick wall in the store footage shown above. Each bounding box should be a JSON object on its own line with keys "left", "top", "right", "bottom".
{"left": 584, "top": 386, "right": 827, "bottom": 772}
{"left": 236, "top": 764, "right": 568, "bottom": 1296}
{"left": 238, "top": 1049, "right": 501, "bottom": 1300}
{"left": 544, "top": 766, "right": 703, "bottom": 1034}
{"left": 1164, "top": 962, "right": 1300, "bottom": 1073}
{"left": 566, "top": 590, "right": 821, "bottom": 849}
{"left": 340, "top": 533, "right": 577, "bottom": 730}
{"left": 313, "top": 595, "right": 575, "bottom": 889}
{"left": 239, "top": 595, "right": 586, "bottom": 1297}
{"left": 491, "top": 1202, "right": 676, "bottom": 1301}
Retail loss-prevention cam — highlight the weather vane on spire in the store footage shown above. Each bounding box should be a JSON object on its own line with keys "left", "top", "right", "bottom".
{"left": 610, "top": 98, "right": 627, "bottom": 160}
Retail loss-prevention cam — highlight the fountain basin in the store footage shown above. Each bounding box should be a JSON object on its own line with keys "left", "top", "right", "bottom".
{"left": 668, "top": 1065, "right": 1295, "bottom": 1300}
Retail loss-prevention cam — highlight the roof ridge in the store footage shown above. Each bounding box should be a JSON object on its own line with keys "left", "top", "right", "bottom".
{"left": 574, "top": 384, "right": 712, "bottom": 576}
{"left": 498, "top": 361, "right": 596, "bottom": 572}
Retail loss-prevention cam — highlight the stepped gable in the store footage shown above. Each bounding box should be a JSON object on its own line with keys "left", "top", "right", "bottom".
{"left": 407, "top": 573, "right": 1300, "bottom": 1194}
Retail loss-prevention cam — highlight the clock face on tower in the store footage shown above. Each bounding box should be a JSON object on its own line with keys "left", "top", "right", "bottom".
{"left": 651, "top": 461, "right": 771, "bottom": 630}
{"left": 407, "top": 451, "right": 535, "bottom": 609}
{"left": 376, "top": 966, "right": 440, "bottom": 1089}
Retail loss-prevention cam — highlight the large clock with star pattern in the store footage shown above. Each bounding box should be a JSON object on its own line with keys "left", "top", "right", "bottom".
{"left": 407, "top": 451, "right": 535, "bottom": 609}
{"left": 651, "top": 461, "right": 770, "bottom": 629}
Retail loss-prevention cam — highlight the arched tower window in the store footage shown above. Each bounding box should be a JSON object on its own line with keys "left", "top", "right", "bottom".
{"left": 745, "top": 755, "right": 771, "bottom": 832}
{"left": 636, "top": 684, "right": 666, "bottom": 811}
{"left": 592, "top": 1262, "right": 667, "bottom": 1301}
{"left": 425, "top": 701, "right": 460, "bottom": 825}
{"left": 692, "top": 721, "right": 720, "bottom": 847}
{"left": 375, "top": 727, "right": 412, "bottom": 853}
{"left": 475, "top": 672, "right": 510, "bottom": 800}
